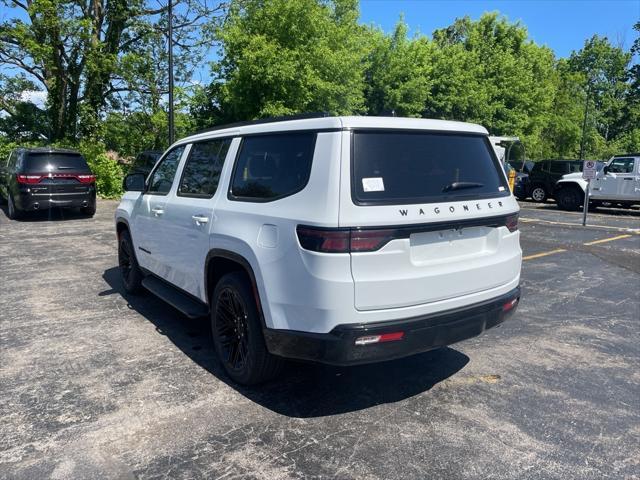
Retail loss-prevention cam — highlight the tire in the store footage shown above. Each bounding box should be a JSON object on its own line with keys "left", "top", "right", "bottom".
{"left": 7, "top": 194, "right": 22, "bottom": 220}
{"left": 118, "top": 229, "right": 143, "bottom": 294}
{"left": 81, "top": 201, "right": 96, "bottom": 217}
{"left": 556, "top": 186, "right": 583, "bottom": 211}
{"left": 211, "top": 272, "right": 283, "bottom": 385}
{"left": 530, "top": 185, "right": 547, "bottom": 203}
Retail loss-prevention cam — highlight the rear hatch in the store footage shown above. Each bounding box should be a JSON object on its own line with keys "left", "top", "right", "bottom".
{"left": 342, "top": 130, "right": 521, "bottom": 311}
{"left": 20, "top": 152, "right": 94, "bottom": 195}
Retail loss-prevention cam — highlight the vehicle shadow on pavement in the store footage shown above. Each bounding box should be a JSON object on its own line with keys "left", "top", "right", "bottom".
{"left": 0, "top": 204, "right": 93, "bottom": 222}
{"left": 102, "top": 267, "right": 470, "bottom": 418}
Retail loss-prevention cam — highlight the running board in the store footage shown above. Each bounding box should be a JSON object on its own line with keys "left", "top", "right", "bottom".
{"left": 142, "top": 276, "right": 209, "bottom": 319}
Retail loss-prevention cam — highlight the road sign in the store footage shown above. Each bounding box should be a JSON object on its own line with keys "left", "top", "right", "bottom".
{"left": 583, "top": 160, "right": 597, "bottom": 180}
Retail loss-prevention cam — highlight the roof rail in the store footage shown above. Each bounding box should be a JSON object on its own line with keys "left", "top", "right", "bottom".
{"left": 191, "top": 112, "right": 332, "bottom": 136}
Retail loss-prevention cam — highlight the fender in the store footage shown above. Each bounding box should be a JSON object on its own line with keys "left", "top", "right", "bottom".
{"left": 204, "top": 249, "right": 268, "bottom": 328}
{"left": 556, "top": 173, "right": 588, "bottom": 194}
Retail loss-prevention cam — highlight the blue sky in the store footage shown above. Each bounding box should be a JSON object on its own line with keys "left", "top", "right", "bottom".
{"left": 359, "top": 0, "right": 639, "bottom": 58}
{"left": 2, "top": 0, "right": 638, "bottom": 99}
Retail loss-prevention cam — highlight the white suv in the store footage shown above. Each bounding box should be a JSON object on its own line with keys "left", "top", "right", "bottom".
{"left": 555, "top": 154, "right": 640, "bottom": 210}
{"left": 115, "top": 115, "right": 522, "bottom": 384}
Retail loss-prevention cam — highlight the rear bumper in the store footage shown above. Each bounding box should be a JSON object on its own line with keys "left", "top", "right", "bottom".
{"left": 16, "top": 190, "right": 96, "bottom": 211}
{"left": 264, "top": 286, "right": 520, "bottom": 365}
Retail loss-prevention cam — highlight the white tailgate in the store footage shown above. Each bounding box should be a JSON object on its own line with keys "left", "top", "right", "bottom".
{"left": 351, "top": 223, "right": 521, "bottom": 311}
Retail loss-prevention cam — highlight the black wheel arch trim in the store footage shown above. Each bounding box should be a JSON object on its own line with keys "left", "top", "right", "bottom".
{"left": 115, "top": 217, "right": 142, "bottom": 266}
{"left": 205, "top": 249, "right": 267, "bottom": 328}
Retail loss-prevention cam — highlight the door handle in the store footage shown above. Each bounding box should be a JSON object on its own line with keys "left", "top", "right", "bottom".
{"left": 192, "top": 214, "right": 209, "bottom": 225}
{"left": 623, "top": 177, "right": 632, "bottom": 180}
{"left": 151, "top": 207, "right": 164, "bottom": 216}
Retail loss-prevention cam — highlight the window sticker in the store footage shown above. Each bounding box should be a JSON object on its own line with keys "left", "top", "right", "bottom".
{"left": 362, "top": 177, "right": 385, "bottom": 192}
{"left": 498, "top": 186, "right": 505, "bottom": 191}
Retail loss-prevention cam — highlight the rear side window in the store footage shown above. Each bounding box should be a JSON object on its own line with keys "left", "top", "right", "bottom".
{"left": 352, "top": 131, "right": 509, "bottom": 205}
{"left": 229, "top": 132, "right": 315, "bottom": 201}
{"left": 23, "top": 153, "right": 90, "bottom": 173}
{"left": 178, "top": 138, "right": 231, "bottom": 198}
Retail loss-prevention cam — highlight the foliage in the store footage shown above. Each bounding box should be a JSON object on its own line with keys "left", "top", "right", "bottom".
{"left": 364, "top": 19, "right": 433, "bottom": 117}
{"left": 209, "top": 0, "right": 368, "bottom": 122}
{"left": 1, "top": 1, "right": 639, "bottom": 198}
{"left": 0, "top": 0, "right": 223, "bottom": 141}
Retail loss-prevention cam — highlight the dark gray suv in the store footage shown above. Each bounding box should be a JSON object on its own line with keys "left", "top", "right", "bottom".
{"left": 0, "top": 147, "right": 97, "bottom": 219}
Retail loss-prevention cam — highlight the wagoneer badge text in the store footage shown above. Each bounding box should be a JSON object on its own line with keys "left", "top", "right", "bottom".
{"left": 399, "top": 201, "right": 505, "bottom": 216}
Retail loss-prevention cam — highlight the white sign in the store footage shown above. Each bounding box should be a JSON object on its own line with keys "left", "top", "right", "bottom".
{"left": 583, "top": 160, "right": 597, "bottom": 180}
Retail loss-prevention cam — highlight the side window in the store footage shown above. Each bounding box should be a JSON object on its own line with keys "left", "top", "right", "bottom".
{"left": 608, "top": 158, "right": 634, "bottom": 174}
{"left": 549, "top": 162, "right": 565, "bottom": 174}
{"left": 147, "top": 146, "right": 185, "bottom": 194}
{"left": 178, "top": 138, "right": 232, "bottom": 198}
{"left": 229, "top": 132, "right": 315, "bottom": 201}
{"left": 569, "top": 162, "right": 582, "bottom": 173}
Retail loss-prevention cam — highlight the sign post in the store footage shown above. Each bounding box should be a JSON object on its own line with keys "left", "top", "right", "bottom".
{"left": 582, "top": 160, "right": 597, "bottom": 226}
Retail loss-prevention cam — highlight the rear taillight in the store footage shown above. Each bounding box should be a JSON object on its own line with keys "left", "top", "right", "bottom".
{"left": 77, "top": 174, "right": 96, "bottom": 184}
{"left": 350, "top": 229, "right": 396, "bottom": 252}
{"left": 296, "top": 226, "right": 397, "bottom": 253}
{"left": 16, "top": 173, "right": 95, "bottom": 184}
{"left": 296, "top": 226, "right": 350, "bottom": 253}
{"left": 506, "top": 213, "right": 518, "bottom": 233}
{"left": 16, "top": 174, "right": 43, "bottom": 184}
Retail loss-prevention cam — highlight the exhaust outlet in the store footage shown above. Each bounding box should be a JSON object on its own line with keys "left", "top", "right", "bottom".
{"left": 33, "top": 202, "right": 39, "bottom": 210}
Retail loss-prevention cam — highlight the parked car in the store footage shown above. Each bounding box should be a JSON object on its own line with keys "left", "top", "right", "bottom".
{"left": 508, "top": 161, "right": 534, "bottom": 201}
{"left": 520, "top": 159, "right": 583, "bottom": 202}
{"left": 555, "top": 154, "right": 640, "bottom": 210}
{"left": 0, "top": 147, "right": 97, "bottom": 219}
{"left": 115, "top": 115, "right": 522, "bottom": 385}
{"left": 129, "top": 150, "right": 162, "bottom": 177}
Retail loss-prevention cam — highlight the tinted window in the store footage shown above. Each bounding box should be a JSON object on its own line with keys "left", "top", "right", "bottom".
{"left": 549, "top": 162, "right": 567, "bottom": 174}
{"left": 23, "top": 153, "right": 90, "bottom": 173}
{"left": 568, "top": 162, "right": 583, "bottom": 173}
{"left": 230, "top": 133, "right": 315, "bottom": 201}
{"left": 608, "top": 158, "right": 634, "bottom": 173}
{"left": 178, "top": 139, "right": 231, "bottom": 198}
{"left": 352, "top": 131, "right": 509, "bottom": 205}
{"left": 148, "top": 146, "right": 185, "bottom": 194}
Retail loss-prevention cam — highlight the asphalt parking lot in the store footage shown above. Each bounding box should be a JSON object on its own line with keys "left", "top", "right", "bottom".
{"left": 1, "top": 200, "right": 639, "bottom": 480}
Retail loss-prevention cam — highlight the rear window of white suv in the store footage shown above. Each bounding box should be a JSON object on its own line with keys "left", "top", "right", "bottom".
{"left": 229, "top": 132, "right": 316, "bottom": 202}
{"left": 352, "top": 131, "right": 509, "bottom": 205}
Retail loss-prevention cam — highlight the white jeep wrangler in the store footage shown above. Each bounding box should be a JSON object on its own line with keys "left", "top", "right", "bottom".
{"left": 555, "top": 154, "right": 640, "bottom": 211}
{"left": 115, "top": 115, "right": 522, "bottom": 384}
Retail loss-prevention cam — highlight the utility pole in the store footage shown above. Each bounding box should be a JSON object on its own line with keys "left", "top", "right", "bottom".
{"left": 168, "top": 0, "right": 175, "bottom": 145}
{"left": 579, "top": 84, "right": 590, "bottom": 160}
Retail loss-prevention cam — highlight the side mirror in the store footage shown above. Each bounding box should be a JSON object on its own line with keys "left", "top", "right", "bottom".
{"left": 603, "top": 165, "right": 609, "bottom": 175}
{"left": 123, "top": 173, "right": 145, "bottom": 192}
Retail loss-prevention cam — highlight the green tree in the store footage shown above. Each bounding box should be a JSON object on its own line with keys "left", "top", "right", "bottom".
{"left": 0, "top": 0, "right": 222, "bottom": 141}
{"left": 427, "top": 13, "right": 557, "bottom": 159}
{"left": 0, "top": 73, "right": 48, "bottom": 140}
{"left": 207, "top": 0, "right": 368, "bottom": 122}
{"left": 364, "top": 19, "right": 433, "bottom": 117}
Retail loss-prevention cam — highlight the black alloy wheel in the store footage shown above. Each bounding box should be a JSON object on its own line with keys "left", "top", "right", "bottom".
{"left": 211, "top": 272, "right": 283, "bottom": 385}
{"left": 118, "top": 230, "right": 143, "bottom": 293}
{"left": 215, "top": 286, "right": 250, "bottom": 371}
